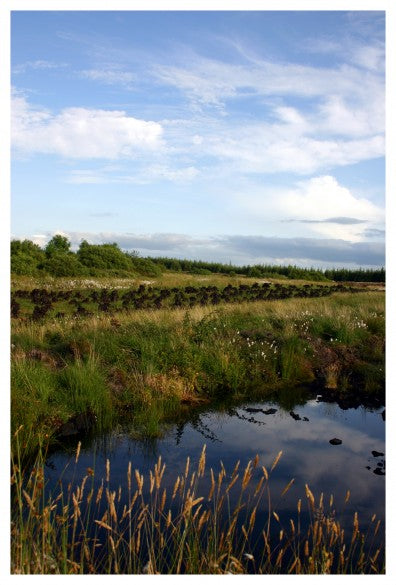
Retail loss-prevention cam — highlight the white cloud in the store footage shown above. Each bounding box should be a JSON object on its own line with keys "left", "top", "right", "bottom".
{"left": 66, "top": 164, "right": 199, "bottom": 185}
{"left": 351, "top": 44, "right": 385, "bottom": 72}
{"left": 232, "top": 175, "right": 384, "bottom": 242}
{"left": 151, "top": 48, "right": 384, "bottom": 175}
{"left": 316, "top": 95, "right": 384, "bottom": 137}
{"left": 206, "top": 124, "right": 384, "bottom": 175}
{"left": 280, "top": 175, "right": 382, "bottom": 222}
{"left": 154, "top": 96, "right": 383, "bottom": 178}
{"left": 154, "top": 52, "right": 383, "bottom": 109}
{"left": 12, "top": 95, "right": 164, "bottom": 159}
{"left": 145, "top": 165, "right": 199, "bottom": 183}
{"left": 13, "top": 60, "right": 68, "bottom": 74}
{"left": 79, "top": 69, "right": 134, "bottom": 87}
{"left": 67, "top": 170, "right": 107, "bottom": 184}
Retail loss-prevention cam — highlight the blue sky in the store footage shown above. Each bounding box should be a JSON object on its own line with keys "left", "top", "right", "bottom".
{"left": 11, "top": 9, "right": 386, "bottom": 268}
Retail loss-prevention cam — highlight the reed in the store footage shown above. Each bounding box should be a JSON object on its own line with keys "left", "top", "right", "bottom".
{"left": 10, "top": 434, "right": 384, "bottom": 575}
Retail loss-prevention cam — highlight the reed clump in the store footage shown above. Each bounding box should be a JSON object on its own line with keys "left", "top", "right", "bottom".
{"left": 11, "top": 433, "right": 384, "bottom": 575}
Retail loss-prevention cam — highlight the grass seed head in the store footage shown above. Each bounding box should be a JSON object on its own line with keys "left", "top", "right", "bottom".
{"left": 198, "top": 444, "right": 206, "bottom": 477}
{"left": 127, "top": 461, "right": 132, "bottom": 491}
{"left": 271, "top": 450, "right": 283, "bottom": 472}
{"left": 184, "top": 457, "right": 190, "bottom": 479}
{"left": 75, "top": 441, "right": 81, "bottom": 463}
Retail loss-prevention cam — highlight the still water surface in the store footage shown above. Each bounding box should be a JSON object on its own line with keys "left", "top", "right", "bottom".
{"left": 45, "top": 393, "right": 385, "bottom": 547}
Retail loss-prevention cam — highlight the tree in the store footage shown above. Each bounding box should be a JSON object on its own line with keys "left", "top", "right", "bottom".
{"left": 77, "top": 241, "right": 133, "bottom": 272}
{"left": 41, "top": 253, "right": 87, "bottom": 277}
{"left": 11, "top": 239, "right": 46, "bottom": 275}
{"left": 45, "top": 235, "right": 71, "bottom": 257}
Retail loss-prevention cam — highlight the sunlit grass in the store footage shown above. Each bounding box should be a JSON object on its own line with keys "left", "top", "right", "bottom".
{"left": 11, "top": 292, "right": 385, "bottom": 455}
{"left": 11, "top": 271, "right": 343, "bottom": 292}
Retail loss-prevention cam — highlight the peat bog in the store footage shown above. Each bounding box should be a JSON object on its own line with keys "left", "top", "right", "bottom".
{"left": 10, "top": 272, "right": 385, "bottom": 574}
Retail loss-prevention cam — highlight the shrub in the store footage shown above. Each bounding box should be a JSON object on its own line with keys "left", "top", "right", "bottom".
{"left": 45, "top": 235, "right": 71, "bottom": 257}
{"left": 11, "top": 239, "right": 46, "bottom": 275}
{"left": 40, "top": 253, "right": 88, "bottom": 277}
{"left": 77, "top": 240, "right": 134, "bottom": 272}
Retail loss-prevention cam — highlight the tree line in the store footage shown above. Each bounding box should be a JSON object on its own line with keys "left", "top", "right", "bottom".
{"left": 148, "top": 256, "right": 385, "bottom": 282}
{"left": 11, "top": 237, "right": 385, "bottom": 282}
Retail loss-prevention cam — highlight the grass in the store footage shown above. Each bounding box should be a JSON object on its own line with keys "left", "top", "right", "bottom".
{"left": 11, "top": 291, "right": 385, "bottom": 456}
{"left": 10, "top": 437, "right": 384, "bottom": 574}
{"left": 10, "top": 282, "right": 386, "bottom": 575}
{"left": 11, "top": 271, "right": 347, "bottom": 292}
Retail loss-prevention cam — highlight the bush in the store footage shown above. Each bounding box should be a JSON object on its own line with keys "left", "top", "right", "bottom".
{"left": 11, "top": 239, "right": 46, "bottom": 275}
{"left": 45, "top": 235, "right": 71, "bottom": 257}
{"left": 40, "top": 253, "right": 88, "bottom": 277}
{"left": 129, "top": 255, "right": 163, "bottom": 277}
{"left": 190, "top": 268, "right": 212, "bottom": 275}
{"left": 77, "top": 241, "right": 134, "bottom": 272}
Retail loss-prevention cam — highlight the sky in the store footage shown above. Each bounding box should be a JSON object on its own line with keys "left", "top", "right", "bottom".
{"left": 10, "top": 8, "right": 386, "bottom": 269}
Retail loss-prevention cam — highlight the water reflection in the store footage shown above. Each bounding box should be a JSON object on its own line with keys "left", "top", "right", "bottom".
{"left": 175, "top": 412, "right": 222, "bottom": 445}
{"left": 44, "top": 393, "right": 385, "bottom": 546}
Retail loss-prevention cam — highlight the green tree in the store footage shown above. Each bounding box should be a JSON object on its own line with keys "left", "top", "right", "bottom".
{"left": 41, "top": 253, "right": 87, "bottom": 277}
{"left": 45, "top": 235, "right": 71, "bottom": 257}
{"left": 77, "top": 241, "right": 134, "bottom": 273}
{"left": 11, "top": 239, "right": 46, "bottom": 275}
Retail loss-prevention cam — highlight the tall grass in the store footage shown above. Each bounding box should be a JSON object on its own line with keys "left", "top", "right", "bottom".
{"left": 11, "top": 293, "right": 385, "bottom": 455}
{"left": 10, "top": 434, "right": 384, "bottom": 574}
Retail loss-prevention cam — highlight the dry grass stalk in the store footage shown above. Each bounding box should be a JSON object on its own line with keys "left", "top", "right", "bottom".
{"left": 127, "top": 462, "right": 132, "bottom": 491}
{"left": 248, "top": 507, "right": 257, "bottom": 532}
{"left": 172, "top": 476, "right": 180, "bottom": 500}
{"left": 271, "top": 451, "right": 283, "bottom": 472}
{"left": 281, "top": 478, "right": 295, "bottom": 497}
{"left": 184, "top": 457, "right": 190, "bottom": 479}
{"left": 154, "top": 456, "right": 166, "bottom": 489}
{"left": 11, "top": 446, "right": 384, "bottom": 575}
{"left": 94, "top": 519, "right": 113, "bottom": 531}
{"left": 75, "top": 441, "right": 81, "bottom": 463}
{"left": 135, "top": 470, "right": 144, "bottom": 494}
{"left": 254, "top": 475, "right": 265, "bottom": 497}
{"left": 374, "top": 520, "right": 381, "bottom": 536}
{"left": 198, "top": 445, "right": 206, "bottom": 477}
{"left": 275, "top": 548, "right": 284, "bottom": 567}
{"left": 288, "top": 556, "right": 299, "bottom": 574}
{"left": 305, "top": 484, "right": 315, "bottom": 510}
{"left": 160, "top": 489, "right": 167, "bottom": 513}
{"left": 208, "top": 468, "right": 216, "bottom": 501}
{"left": 217, "top": 468, "right": 225, "bottom": 497}
{"left": 242, "top": 461, "right": 252, "bottom": 490}
{"left": 225, "top": 473, "right": 239, "bottom": 494}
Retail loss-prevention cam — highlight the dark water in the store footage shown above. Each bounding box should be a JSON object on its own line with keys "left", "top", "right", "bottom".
{"left": 44, "top": 392, "right": 385, "bottom": 552}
